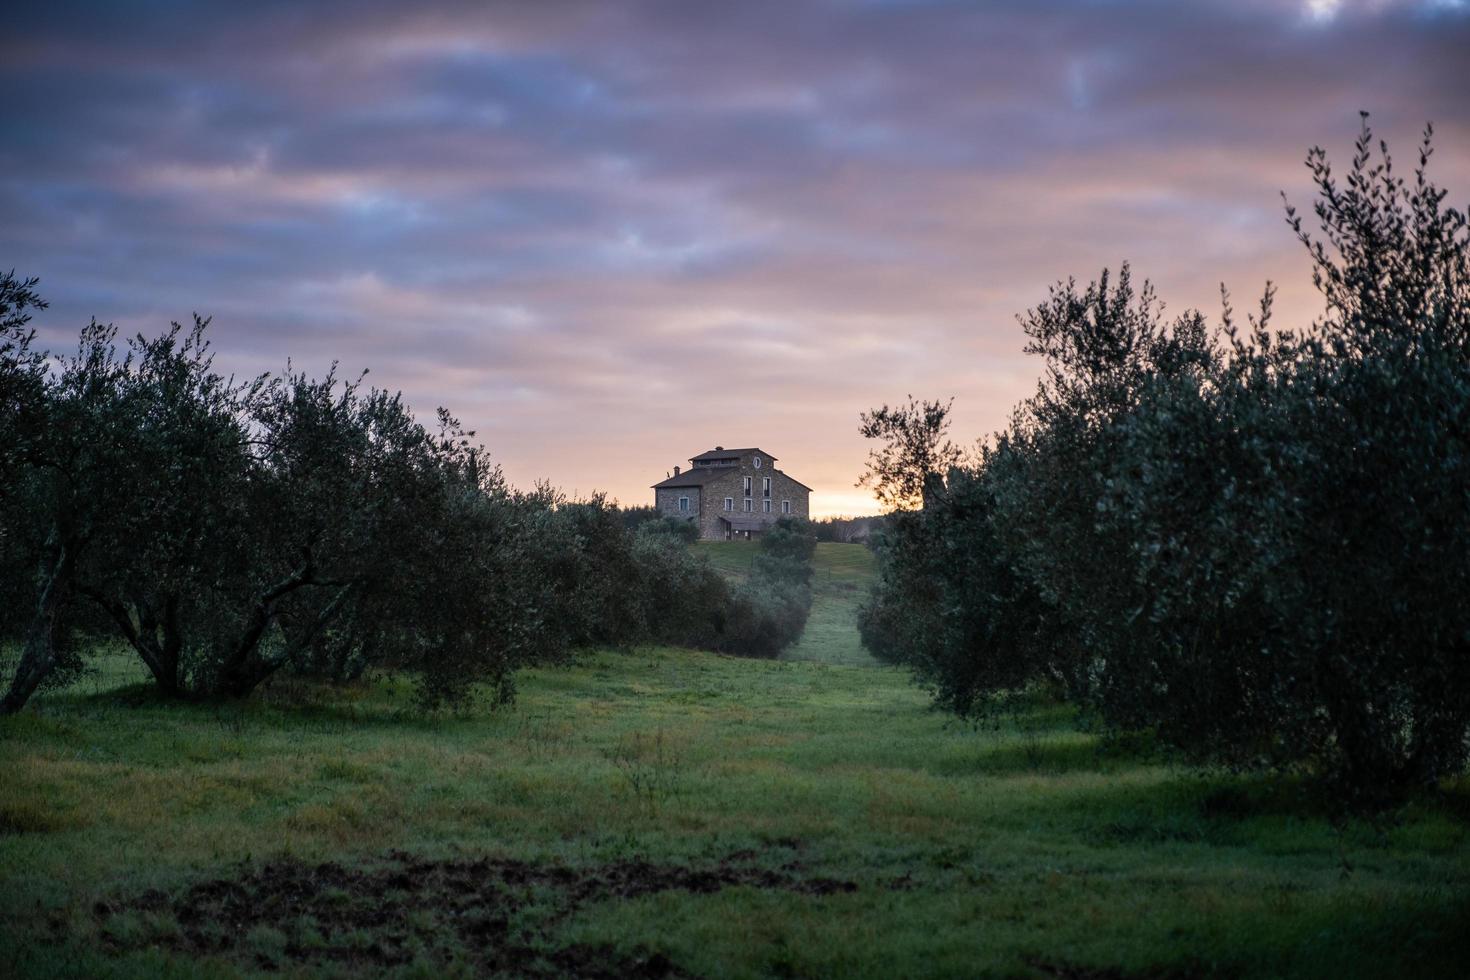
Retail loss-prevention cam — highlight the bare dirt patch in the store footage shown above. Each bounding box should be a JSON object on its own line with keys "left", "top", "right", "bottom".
{"left": 93, "top": 850, "right": 857, "bottom": 976}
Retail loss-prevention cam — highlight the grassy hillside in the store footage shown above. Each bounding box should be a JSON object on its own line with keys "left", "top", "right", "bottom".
{"left": 695, "top": 541, "right": 879, "bottom": 666}
{"left": 3, "top": 645, "right": 1467, "bottom": 978}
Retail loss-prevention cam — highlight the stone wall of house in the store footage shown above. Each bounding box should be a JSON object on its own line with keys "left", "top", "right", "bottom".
{"left": 701, "top": 456, "right": 811, "bottom": 539}
{"left": 695, "top": 470, "right": 743, "bottom": 540}
{"left": 654, "top": 486, "right": 701, "bottom": 530}
{"left": 768, "top": 468, "right": 811, "bottom": 520}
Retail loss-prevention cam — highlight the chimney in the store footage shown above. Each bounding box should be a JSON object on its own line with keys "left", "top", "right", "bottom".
{"left": 674, "top": 465, "right": 681, "bottom": 476}
{"left": 714, "top": 446, "right": 723, "bottom": 451}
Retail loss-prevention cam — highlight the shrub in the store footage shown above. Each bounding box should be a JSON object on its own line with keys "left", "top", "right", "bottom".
{"left": 537, "top": 492, "right": 647, "bottom": 651}
{"left": 630, "top": 516, "right": 815, "bottom": 660}
{"left": 632, "top": 522, "right": 728, "bottom": 650}
{"left": 717, "top": 580, "right": 810, "bottom": 660}
{"left": 859, "top": 454, "right": 1048, "bottom": 713}
{"left": 717, "top": 519, "right": 815, "bottom": 659}
{"left": 616, "top": 504, "right": 660, "bottom": 533}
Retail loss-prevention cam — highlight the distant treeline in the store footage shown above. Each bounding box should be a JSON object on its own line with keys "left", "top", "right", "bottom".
{"left": 860, "top": 119, "right": 1470, "bottom": 808}
{"left": 0, "top": 288, "right": 815, "bottom": 715}
{"left": 811, "top": 516, "right": 884, "bottom": 544}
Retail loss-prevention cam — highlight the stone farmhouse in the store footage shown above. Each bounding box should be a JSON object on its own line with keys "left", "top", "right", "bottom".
{"left": 651, "top": 447, "right": 811, "bottom": 540}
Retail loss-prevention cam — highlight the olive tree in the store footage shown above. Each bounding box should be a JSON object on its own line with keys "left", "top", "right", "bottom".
{"left": 1, "top": 319, "right": 141, "bottom": 713}
{"left": 0, "top": 311, "right": 581, "bottom": 710}
{"left": 0, "top": 272, "right": 56, "bottom": 713}
{"left": 861, "top": 118, "right": 1470, "bottom": 804}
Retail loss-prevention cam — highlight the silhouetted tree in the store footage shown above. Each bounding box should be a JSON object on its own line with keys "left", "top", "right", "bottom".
{"left": 857, "top": 396, "right": 960, "bottom": 510}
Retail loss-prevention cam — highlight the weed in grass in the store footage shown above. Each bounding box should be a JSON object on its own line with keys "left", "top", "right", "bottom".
{"left": 317, "top": 759, "right": 376, "bottom": 783}
{"left": 211, "top": 703, "right": 251, "bottom": 737}
{"left": 1014, "top": 713, "right": 1049, "bottom": 772}
{"left": 606, "top": 730, "right": 686, "bottom": 817}
{"left": 514, "top": 710, "right": 572, "bottom": 762}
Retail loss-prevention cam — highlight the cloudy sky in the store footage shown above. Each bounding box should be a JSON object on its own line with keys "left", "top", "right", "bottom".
{"left": 4, "top": 0, "right": 1468, "bottom": 514}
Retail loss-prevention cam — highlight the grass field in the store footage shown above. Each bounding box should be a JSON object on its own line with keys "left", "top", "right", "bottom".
{"left": 2, "top": 545, "right": 1468, "bottom": 977}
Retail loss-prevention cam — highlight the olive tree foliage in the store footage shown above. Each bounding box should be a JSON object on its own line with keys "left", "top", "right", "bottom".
{"left": 1082, "top": 120, "right": 1470, "bottom": 798}
{"left": 0, "top": 272, "right": 48, "bottom": 582}
{"left": 0, "top": 272, "right": 59, "bottom": 711}
{"left": 351, "top": 453, "right": 579, "bottom": 712}
{"left": 0, "top": 270, "right": 47, "bottom": 482}
{"left": 536, "top": 492, "right": 648, "bottom": 652}
{"left": 858, "top": 396, "right": 960, "bottom": 510}
{"left": 1, "top": 319, "right": 148, "bottom": 713}
{"left": 199, "top": 369, "right": 488, "bottom": 702}
{"left": 732, "top": 517, "right": 817, "bottom": 659}
{"left": 860, "top": 118, "right": 1470, "bottom": 804}
{"left": 859, "top": 442, "right": 1051, "bottom": 716}
{"left": 857, "top": 269, "right": 1213, "bottom": 715}
{"left": 0, "top": 312, "right": 603, "bottom": 712}
{"left": 752, "top": 516, "right": 816, "bottom": 585}
{"left": 633, "top": 520, "right": 732, "bottom": 650}
{"left": 71, "top": 320, "right": 266, "bottom": 698}
{"left": 1268, "top": 119, "right": 1470, "bottom": 796}
{"left": 2, "top": 294, "right": 820, "bottom": 712}
{"left": 616, "top": 504, "right": 661, "bottom": 533}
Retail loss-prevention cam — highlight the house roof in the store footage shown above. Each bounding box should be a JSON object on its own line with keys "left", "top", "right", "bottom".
{"left": 690, "top": 447, "right": 776, "bottom": 462}
{"left": 778, "top": 472, "right": 814, "bottom": 493}
{"left": 650, "top": 468, "right": 732, "bottom": 490}
{"left": 653, "top": 464, "right": 813, "bottom": 493}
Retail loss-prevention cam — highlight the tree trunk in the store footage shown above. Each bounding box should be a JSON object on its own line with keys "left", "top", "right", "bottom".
{"left": 0, "top": 536, "right": 75, "bottom": 715}
{"left": 80, "top": 589, "right": 183, "bottom": 696}
{"left": 920, "top": 471, "right": 946, "bottom": 511}
{"left": 156, "top": 594, "right": 183, "bottom": 695}
{"left": 217, "top": 582, "right": 354, "bottom": 698}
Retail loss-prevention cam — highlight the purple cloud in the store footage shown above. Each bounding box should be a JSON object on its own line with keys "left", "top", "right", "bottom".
{"left": 3, "top": 0, "right": 1467, "bottom": 513}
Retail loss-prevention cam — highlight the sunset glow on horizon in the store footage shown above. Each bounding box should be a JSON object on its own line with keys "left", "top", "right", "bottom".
{"left": 4, "top": 1, "right": 1468, "bottom": 517}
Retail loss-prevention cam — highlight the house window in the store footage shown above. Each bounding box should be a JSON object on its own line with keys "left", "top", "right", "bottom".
{"left": 763, "top": 477, "right": 771, "bottom": 497}
{"left": 724, "top": 497, "right": 734, "bottom": 511}
{"left": 743, "top": 476, "right": 751, "bottom": 494}
{"left": 753, "top": 456, "right": 762, "bottom": 468}
{"left": 782, "top": 500, "right": 791, "bottom": 514}
{"left": 678, "top": 496, "right": 689, "bottom": 512}
{"left": 763, "top": 499, "right": 772, "bottom": 513}
{"left": 743, "top": 498, "right": 752, "bottom": 512}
